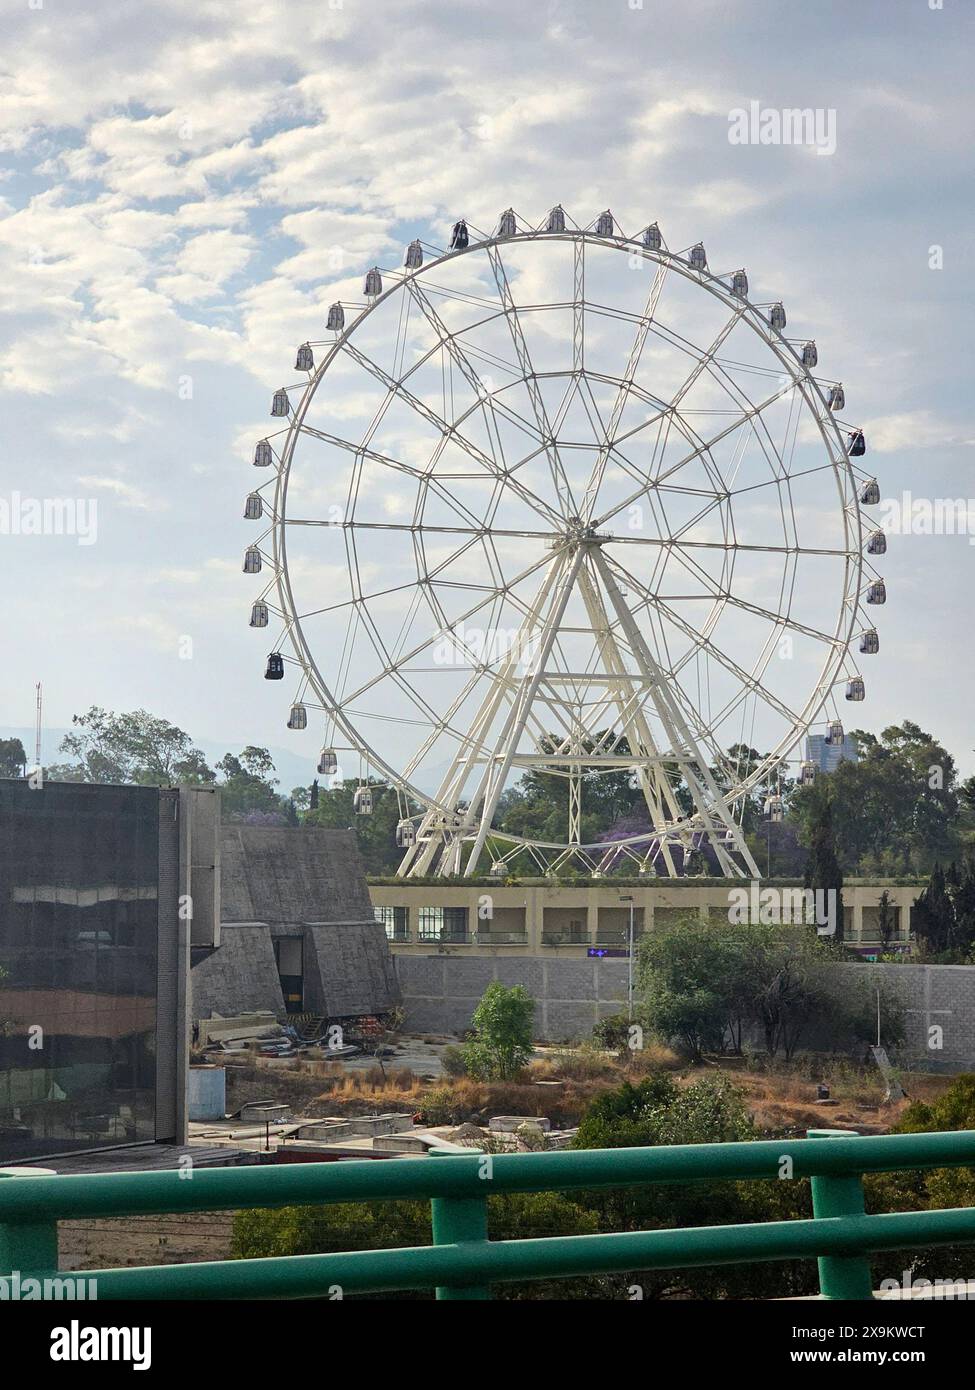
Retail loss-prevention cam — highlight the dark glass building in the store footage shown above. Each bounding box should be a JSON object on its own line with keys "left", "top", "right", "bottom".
{"left": 0, "top": 781, "right": 212, "bottom": 1163}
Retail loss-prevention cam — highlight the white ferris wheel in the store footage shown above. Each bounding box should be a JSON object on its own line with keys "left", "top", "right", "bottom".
{"left": 242, "top": 205, "right": 886, "bottom": 880}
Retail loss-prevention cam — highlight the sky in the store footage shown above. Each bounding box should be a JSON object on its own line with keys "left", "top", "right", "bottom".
{"left": 1, "top": 0, "right": 973, "bottom": 792}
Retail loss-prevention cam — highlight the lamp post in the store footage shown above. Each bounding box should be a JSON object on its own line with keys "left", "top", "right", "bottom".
{"left": 620, "top": 895, "right": 635, "bottom": 1019}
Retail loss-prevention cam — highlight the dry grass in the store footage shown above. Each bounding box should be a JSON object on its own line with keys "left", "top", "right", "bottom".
{"left": 229, "top": 1044, "right": 959, "bottom": 1137}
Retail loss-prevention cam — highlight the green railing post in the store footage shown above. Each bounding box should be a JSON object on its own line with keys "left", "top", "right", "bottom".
{"left": 0, "top": 1169, "right": 59, "bottom": 1277}
{"left": 807, "top": 1129, "right": 874, "bottom": 1300}
{"left": 429, "top": 1150, "right": 491, "bottom": 1301}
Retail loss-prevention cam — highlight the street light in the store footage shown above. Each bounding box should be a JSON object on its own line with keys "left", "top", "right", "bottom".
{"left": 620, "top": 895, "right": 635, "bottom": 1020}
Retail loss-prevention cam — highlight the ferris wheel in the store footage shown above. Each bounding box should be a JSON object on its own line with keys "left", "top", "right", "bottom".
{"left": 241, "top": 205, "right": 886, "bottom": 879}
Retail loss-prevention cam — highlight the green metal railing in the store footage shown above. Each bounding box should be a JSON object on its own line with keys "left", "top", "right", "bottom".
{"left": 2, "top": 1127, "right": 975, "bottom": 1300}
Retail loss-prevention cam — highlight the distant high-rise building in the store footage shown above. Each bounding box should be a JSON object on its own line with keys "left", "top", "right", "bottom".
{"left": 805, "top": 732, "right": 859, "bottom": 774}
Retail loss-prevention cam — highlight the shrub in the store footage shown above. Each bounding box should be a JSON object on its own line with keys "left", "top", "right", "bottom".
{"left": 461, "top": 982, "right": 535, "bottom": 1080}
{"left": 440, "top": 1045, "right": 468, "bottom": 1079}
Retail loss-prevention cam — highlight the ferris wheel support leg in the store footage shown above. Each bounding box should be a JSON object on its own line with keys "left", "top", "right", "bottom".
{"left": 463, "top": 547, "right": 587, "bottom": 875}
{"left": 401, "top": 552, "right": 570, "bottom": 878}
{"left": 590, "top": 548, "right": 759, "bottom": 880}
{"left": 576, "top": 563, "right": 681, "bottom": 877}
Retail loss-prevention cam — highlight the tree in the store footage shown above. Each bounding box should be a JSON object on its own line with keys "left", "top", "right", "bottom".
{"left": 462, "top": 982, "right": 535, "bottom": 1080}
{"left": 867, "top": 1075, "right": 975, "bottom": 1291}
{"left": 56, "top": 707, "right": 214, "bottom": 785}
{"left": 912, "top": 863, "right": 955, "bottom": 956}
{"left": 878, "top": 889, "right": 897, "bottom": 954}
{"left": 911, "top": 858, "right": 975, "bottom": 960}
{"left": 0, "top": 738, "right": 27, "bottom": 777}
{"left": 637, "top": 916, "right": 758, "bottom": 1059}
{"left": 231, "top": 1192, "right": 602, "bottom": 1299}
{"left": 215, "top": 747, "right": 282, "bottom": 819}
{"left": 791, "top": 721, "right": 959, "bottom": 875}
{"left": 571, "top": 1072, "right": 816, "bottom": 1299}
{"left": 802, "top": 784, "right": 845, "bottom": 942}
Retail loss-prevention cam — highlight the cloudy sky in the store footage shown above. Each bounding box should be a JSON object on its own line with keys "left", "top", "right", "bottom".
{"left": 1, "top": 0, "right": 973, "bottom": 787}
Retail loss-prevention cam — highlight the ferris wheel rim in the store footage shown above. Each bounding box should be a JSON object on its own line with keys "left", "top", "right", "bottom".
{"left": 256, "top": 220, "right": 870, "bottom": 842}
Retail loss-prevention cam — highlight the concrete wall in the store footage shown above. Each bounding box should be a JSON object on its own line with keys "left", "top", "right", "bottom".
{"left": 396, "top": 954, "right": 975, "bottom": 1067}
{"left": 221, "top": 826, "right": 375, "bottom": 924}
{"left": 396, "top": 954, "right": 630, "bottom": 1041}
{"left": 830, "top": 962, "right": 975, "bottom": 1073}
{"left": 191, "top": 925, "right": 286, "bottom": 1020}
{"left": 301, "top": 923, "right": 400, "bottom": 1017}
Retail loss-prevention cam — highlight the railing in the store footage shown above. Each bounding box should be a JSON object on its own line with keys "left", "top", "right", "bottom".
{"left": 2, "top": 1128, "right": 975, "bottom": 1300}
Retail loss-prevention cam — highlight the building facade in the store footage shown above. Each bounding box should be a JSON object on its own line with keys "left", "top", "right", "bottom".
{"left": 370, "top": 879, "right": 918, "bottom": 957}
{"left": 0, "top": 780, "right": 217, "bottom": 1164}
{"left": 190, "top": 826, "right": 400, "bottom": 1022}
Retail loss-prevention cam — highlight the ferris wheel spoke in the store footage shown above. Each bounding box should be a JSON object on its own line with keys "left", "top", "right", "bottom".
{"left": 486, "top": 243, "right": 579, "bottom": 518}
{"left": 636, "top": 580, "right": 805, "bottom": 730}
{"left": 592, "top": 378, "right": 798, "bottom": 533}
{"left": 336, "top": 545, "right": 559, "bottom": 709}
{"left": 579, "top": 261, "right": 669, "bottom": 521}
{"left": 402, "top": 276, "right": 577, "bottom": 524}
{"left": 342, "top": 340, "right": 565, "bottom": 530}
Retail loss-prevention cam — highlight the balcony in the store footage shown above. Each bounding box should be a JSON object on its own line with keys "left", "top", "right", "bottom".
{"left": 3, "top": 1128, "right": 975, "bottom": 1299}
{"left": 541, "top": 930, "right": 590, "bottom": 947}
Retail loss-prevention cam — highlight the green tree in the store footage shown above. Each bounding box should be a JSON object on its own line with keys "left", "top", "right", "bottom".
{"left": 637, "top": 916, "right": 758, "bottom": 1059}
{"left": 462, "top": 982, "right": 535, "bottom": 1080}
{"left": 877, "top": 889, "right": 897, "bottom": 954}
{"left": 56, "top": 707, "right": 214, "bottom": 785}
{"left": 0, "top": 738, "right": 28, "bottom": 777}
{"left": 867, "top": 1075, "right": 975, "bottom": 1290}
{"left": 802, "top": 784, "right": 845, "bottom": 942}
{"left": 303, "top": 779, "right": 402, "bottom": 873}
{"left": 231, "top": 1192, "right": 601, "bottom": 1299}
{"left": 571, "top": 1072, "right": 815, "bottom": 1299}
{"left": 792, "top": 721, "right": 959, "bottom": 875}
{"left": 215, "top": 747, "right": 283, "bottom": 818}
{"left": 911, "top": 863, "right": 955, "bottom": 956}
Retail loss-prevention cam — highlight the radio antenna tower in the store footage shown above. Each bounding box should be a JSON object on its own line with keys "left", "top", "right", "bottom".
{"left": 34, "top": 681, "right": 42, "bottom": 770}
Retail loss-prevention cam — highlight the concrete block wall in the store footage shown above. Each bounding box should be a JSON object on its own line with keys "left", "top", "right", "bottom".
{"left": 396, "top": 954, "right": 630, "bottom": 1041}
{"left": 396, "top": 954, "right": 975, "bottom": 1067}
{"left": 830, "top": 962, "right": 975, "bottom": 1072}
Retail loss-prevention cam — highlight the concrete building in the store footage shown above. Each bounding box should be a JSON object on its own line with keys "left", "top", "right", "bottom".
{"left": 190, "top": 826, "right": 400, "bottom": 1023}
{"left": 0, "top": 779, "right": 218, "bottom": 1164}
{"left": 370, "top": 878, "right": 918, "bottom": 957}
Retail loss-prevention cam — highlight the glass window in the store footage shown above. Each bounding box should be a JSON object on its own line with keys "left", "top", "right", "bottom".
{"left": 0, "top": 781, "right": 160, "bottom": 1161}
